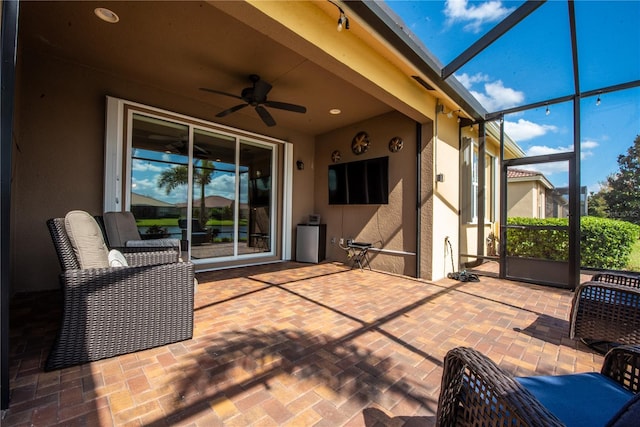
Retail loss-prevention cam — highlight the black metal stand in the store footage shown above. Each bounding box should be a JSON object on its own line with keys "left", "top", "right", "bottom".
{"left": 347, "top": 242, "right": 372, "bottom": 270}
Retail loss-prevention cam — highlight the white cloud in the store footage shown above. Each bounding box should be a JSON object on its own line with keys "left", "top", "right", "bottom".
{"left": 523, "top": 161, "right": 568, "bottom": 178}
{"left": 581, "top": 139, "right": 599, "bottom": 150}
{"left": 456, "top": 73, "right": 524, "bottom": 111}
{"left": 132, "top": 159, "right": 163, "bottom": 173}
{"left": 444, "top": 0, "right": 514, "bottom": 33}
{"left": 504, "top": 119, "right": 558, "bottom": 142}
{"left": 523, "top": 139, "right": 597, "bottom": 163}
{"left": 209, "top": 174, "right": 236, "bottom": 200}
{"left": 456, "top": 72, "right": 489, "bottom": 89}
{"left": 526, "top": 145, "right": 571, "bottom": 157}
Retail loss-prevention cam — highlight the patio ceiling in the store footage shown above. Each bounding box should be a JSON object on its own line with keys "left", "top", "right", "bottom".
{"left": 18, "top": 1, "right": 401, "bottom": 136}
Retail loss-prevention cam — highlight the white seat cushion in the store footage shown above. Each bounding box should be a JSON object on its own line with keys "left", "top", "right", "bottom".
{"left": 64, "top": 210, "right": 109, "bottom": 269}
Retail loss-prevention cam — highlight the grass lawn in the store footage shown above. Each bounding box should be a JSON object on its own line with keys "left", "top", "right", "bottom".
{"left": 136, "top": 218, "right": 246, "bottom": 227}
{"left": 628, "top": 238, "right": 640, "bottom": 272}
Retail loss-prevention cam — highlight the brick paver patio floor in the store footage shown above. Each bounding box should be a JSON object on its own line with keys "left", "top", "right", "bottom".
{"left": 4, "top": 262, "right": 603, "bottom": 426}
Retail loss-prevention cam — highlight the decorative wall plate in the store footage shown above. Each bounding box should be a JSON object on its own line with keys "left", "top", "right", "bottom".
{"left": 351, "top": 131, "right": 370, "bottom": 155}
{"left": 388, "top": 136, "right": 403, "bottom": 153}
{"left": 331, "top": 150, "right": 341, "bottom": 163}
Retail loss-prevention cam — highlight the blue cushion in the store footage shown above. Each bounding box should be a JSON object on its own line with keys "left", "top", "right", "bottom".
{"left": 516, "top": 373, "right": 633, "bottom": 427}
{"left": 606, "top": 392, "right": 640, "bottom": 427}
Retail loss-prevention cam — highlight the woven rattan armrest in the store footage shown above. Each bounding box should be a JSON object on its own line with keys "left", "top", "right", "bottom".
{"left": 601, "top": 345, "right": 640, "bottom": 393}
{"left": 436, "top": 347, "right": 563, "bottom": 427}
{"left": 592, "top": 272, "right": 640, "bottom": 289}
{"left": 569, "top": 281, "right": 640, "bottom": 345}
{"left": 114, "top": 246, "right": 180, "bottom": 265}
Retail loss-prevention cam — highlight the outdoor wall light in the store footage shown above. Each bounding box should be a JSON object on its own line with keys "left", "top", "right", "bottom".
{"left": 296, "top": 160, "right": 305, "bottom": 170}
{"left": 447, "top": 109, "right": 461, "bottom": 122}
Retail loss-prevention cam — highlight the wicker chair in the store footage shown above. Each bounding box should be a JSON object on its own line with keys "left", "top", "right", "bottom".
{"left": 45, "top": 217, "right": 195, "bottom": 371}
{"left": 591, "top": 272, "right": 640, "bottom": 288}
{"left": 569, "top": 273, "right": 640, "bottom": 351}
{"left": 437, "top": 345, "right": 640, "bottom": 426}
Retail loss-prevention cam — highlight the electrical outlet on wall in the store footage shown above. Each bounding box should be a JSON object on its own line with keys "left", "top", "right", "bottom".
{"left": 339, "top": 238, "right": 344, "bottom": 245}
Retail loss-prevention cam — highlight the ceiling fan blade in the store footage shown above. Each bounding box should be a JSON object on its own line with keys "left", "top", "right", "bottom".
{"left": 253, "top": 79, "right": 272, "bottom": 101}
{"left": 200, "top": 87, "right": 243, "bottom": 100}
{"left": 216, "top": 103, "right": 249, "bottom": 118}
{"left": 255, "top": 105, "right": 276, "bottom": 127}
{"left": 264, "top": 100, "right": 307, "bottom": 114}
{"left": 194, "top": 144, "right": 209, "bottom": 155}
{"left": 149, "top": 134, "right": 186, "bottom": 141}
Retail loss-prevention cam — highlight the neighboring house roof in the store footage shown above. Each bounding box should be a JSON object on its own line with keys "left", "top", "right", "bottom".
{"left": 177, "top": 195, "right": 234, "bottom": 209}
{"left": 131, "top": 193, "right": 175, "bottom": 207}
{"left": 507, "top": 168, "right": 554, "bottom": 190}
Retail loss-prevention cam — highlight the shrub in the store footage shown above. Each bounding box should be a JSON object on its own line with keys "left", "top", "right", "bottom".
{"left": 506, "top": 216, "right": 640, "bottom": 270}
{"left": 506, "top": 217, "right": 569, "bottom": 261}
{"left": 581, "top": 216, "right": 640, "bottom": 269}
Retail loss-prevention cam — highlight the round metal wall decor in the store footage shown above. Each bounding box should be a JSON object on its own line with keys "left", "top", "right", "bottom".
{"left": 331, "top": 150, "right": 341, "bottom": 163}
{"left": 388, "top": 136, "right": 403, "bottom": 153}
{"left": 351, "top": 131, "right": 370, "bottom": 155}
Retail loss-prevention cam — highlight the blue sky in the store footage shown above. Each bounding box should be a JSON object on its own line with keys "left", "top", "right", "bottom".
{"left": 385, "top": 0, "right": 640, "bottom": 193}
{"left": 131, "top": 150, "right": 248, "bottom": 205}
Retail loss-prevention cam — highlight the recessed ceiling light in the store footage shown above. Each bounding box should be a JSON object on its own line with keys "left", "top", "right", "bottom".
{"left": 94, "top": 7, "right": 119, "bottom": 23}
{"left": 329, "top": 108, "right": 341, "bottom": 115}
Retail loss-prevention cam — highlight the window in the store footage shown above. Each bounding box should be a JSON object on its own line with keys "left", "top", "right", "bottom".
{"left": 462, "top": 138, "right": 497, "bottom": 224}
{"left": 104, "top": 97, "right": 292, "bottom": 265}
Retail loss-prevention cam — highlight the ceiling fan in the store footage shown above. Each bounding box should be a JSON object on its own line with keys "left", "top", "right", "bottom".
{"left": 148, "top": 135, "right": 209, "bottom": 156}
{"left": 200, "top": 74, "right": 307, "bottom": 127}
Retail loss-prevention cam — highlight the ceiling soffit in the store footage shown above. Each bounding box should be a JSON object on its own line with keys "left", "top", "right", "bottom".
{"left": 216, "top": 0, "right": 437, "bottom": 125}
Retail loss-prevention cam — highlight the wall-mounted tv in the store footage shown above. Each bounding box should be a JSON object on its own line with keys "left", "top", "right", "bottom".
{"left": 328, "top": 156, "right": 389, "bottom": 205}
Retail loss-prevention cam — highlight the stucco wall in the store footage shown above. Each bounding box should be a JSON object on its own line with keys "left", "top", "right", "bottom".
{"left": 12, "top": 50, "right": 316, "bottom": 292}
{"left": 431, "top": 115, "right": 461, "bottom": 280}
{"left": 314, "top": 111, "right": 423, "bottom": 277}
{"left": 507, "top": 181, "right": 537, "bottom": 218}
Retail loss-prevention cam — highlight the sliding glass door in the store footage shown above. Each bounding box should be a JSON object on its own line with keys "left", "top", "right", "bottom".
{"left": 105, "top": 97, "right": 286, "bottom": 267}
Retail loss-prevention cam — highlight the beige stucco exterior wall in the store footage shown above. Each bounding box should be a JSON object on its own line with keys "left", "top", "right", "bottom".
{"left": 12, "top": 50, "right": 316, "bottom": 293}
{"left": 314, "top": 111, "right": 427, "bottom": 278}
{"left": 431, "top": 114, "right": 460, "bottom": 279}
{"left": 507, "top": 181, "right": 539, "bottom": 218}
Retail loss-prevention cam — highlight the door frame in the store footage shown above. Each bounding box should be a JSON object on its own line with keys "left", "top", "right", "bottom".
{"left": 499, "top": 151, "right": 578, "bottom": 289}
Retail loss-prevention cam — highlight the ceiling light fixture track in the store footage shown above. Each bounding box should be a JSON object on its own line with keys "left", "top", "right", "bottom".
{"left": 328, "top": 0, "right": 350, "bottom": 31}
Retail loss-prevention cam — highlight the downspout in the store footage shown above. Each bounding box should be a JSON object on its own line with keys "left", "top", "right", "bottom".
{"left": 1, "top": 0, "right": 20, "bottom": 411}
{"left": 416, "top": 121, "right": 422, "bottom": 278}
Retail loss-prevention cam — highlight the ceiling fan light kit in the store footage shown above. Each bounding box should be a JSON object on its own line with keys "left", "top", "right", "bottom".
{"left": 200, "top": 74, "right": 307, "bottom": 127}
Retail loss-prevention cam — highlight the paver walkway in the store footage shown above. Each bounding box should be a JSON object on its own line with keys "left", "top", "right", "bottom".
{"left": 5, "top": 262, "right": 602, "bottom": 426}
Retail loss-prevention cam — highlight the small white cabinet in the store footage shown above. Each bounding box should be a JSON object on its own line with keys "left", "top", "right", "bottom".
{"left": 296, "top": 224, "right": 326, "bottom": 263}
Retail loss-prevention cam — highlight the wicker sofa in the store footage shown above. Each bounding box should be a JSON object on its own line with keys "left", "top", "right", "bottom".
{"left": 45, "top": 214, "right": 194, "bottom": 371}
{"left": 569, "top": 273, "right": 640, "bottom": 350}
{"left": 437, "top": 345, "right": 640, "bottom": 426}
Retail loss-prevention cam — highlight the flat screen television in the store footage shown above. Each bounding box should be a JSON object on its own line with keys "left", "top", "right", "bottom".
{"left": 328, "top": 156, "right": 389, "bottom": 205}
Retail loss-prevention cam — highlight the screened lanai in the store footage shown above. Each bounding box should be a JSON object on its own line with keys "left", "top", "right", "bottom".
{"left": 0, "top": 0, "right": 639, "bottom": 414}
{"left": 376, "top": 0, "right": 640, "bottom": 287}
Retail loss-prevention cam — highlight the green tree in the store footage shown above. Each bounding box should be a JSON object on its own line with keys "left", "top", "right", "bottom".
{"left": 158, "top": 160, "right": 215, "bottom": 226}
{"left": 587, "top": 188, "right": 609, "bottom": 217}
{"left": 602, "top": 135, "right": 640, "bottom": 225}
